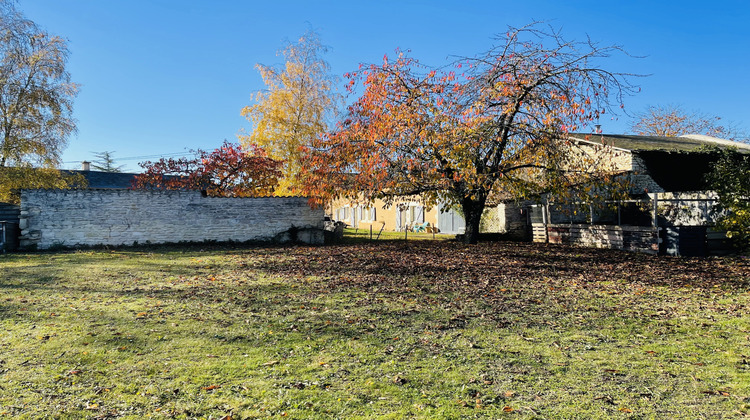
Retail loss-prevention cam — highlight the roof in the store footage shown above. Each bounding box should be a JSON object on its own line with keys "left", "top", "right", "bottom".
{"left": 63, "top": 170, "right": 139, "bottom": 189}
{"left": 569, "top": 133, "right": 750, "bottom": 153}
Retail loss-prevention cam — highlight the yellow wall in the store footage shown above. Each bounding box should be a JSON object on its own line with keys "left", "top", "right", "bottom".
{"left": 330, "top": 197, "right": 443, "bottom": 232}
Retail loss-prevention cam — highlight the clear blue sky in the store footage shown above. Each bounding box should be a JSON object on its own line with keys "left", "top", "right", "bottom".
{"left": 18, "top": 0, "right": 750, "bottom": 172}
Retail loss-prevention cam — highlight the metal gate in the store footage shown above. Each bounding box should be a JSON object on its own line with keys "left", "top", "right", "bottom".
{"left": 661, "top": 226, "right": 708, "bottom": 257}
{"left": 0, "top": 203, "right": 21, "bottom": 251}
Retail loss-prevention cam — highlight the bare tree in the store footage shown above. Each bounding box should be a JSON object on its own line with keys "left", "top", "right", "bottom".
{"left": 631, "top": 105, "right": 748, "bottom": 142}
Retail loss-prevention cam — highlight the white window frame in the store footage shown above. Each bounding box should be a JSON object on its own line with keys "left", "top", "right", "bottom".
{"left": 409, "top": 204, "right": 425, "bottom": 224}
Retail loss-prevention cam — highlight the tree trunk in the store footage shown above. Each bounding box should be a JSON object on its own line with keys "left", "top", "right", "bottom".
{"left": 461, "top": 195, "right": 488, "bottom": 244}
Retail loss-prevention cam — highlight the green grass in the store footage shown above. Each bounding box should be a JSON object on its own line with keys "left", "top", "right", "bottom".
{"left": 341, "top": 227, "right": 451, "bottom": 242}
{"left": 1, "top": 240, "right": 749, "bottom": 419}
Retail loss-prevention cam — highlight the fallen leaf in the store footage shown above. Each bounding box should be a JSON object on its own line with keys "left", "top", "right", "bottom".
{"left": 201, "top": 385, "right": 220, "bottom": 391}
{"left": 703, "top": 390, "right": 730, "bottom": 396}
{"left": 503, "top": 405, "right": 514, "bottom": 412}
{"left": 619, "top": 407, "right": 633, "bottom": 413}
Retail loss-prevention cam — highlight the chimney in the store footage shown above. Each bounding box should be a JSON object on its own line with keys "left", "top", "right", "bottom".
{"left": 81, "top": 161, "right": 91, "bottom": 171}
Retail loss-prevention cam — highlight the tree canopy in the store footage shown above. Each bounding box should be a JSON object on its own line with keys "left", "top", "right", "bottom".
{"left": 706, "top": 148, "right": 750, "bottom": 249}
{"left": 0, "top": 0, "right": 78, "bottom": 168}
{"left": 132, "top": 141, "right": 282, "bottom": 198}
{"left": 302, "top": 23, "right": 637, "bottom": 243}
{"left": 240, "top": 29, "right": 340, "bottom": 195}
{"left": 0, "top": 166, "right": 85, "bottom": 204}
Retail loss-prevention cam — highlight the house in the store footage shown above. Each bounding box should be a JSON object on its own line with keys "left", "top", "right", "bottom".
{"left": 63, "top": 161, "right": 141, "bottom": 189}
{"left": 488, "top": 133, "right": 750, "bottom": 255}
{"left": 568, "top": 133, "right": 750, "bottom": 194}
{"left": 329, "top": 197, "right": 465, "bottom": 235}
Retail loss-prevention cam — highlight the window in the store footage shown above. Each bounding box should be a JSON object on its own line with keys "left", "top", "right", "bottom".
{"left": 410, "top": 205, "right": 424, "bottom": 224}
{"left": 359, "top": 206, "right": 376, "bottom": 222}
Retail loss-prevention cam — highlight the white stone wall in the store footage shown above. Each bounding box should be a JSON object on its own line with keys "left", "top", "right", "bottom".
{"left": 19, "top": 190, "right": 324, "bottom": 249}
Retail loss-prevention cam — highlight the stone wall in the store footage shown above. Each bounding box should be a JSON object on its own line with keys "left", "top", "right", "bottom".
{"left": 493, "top": 202, "right": 531, "bottom": 240}
{"left": 19, "top": 190, "right": 324, "bottom": 249}
{"left": 532, "top": 223, "right": 660, "bottom": 254}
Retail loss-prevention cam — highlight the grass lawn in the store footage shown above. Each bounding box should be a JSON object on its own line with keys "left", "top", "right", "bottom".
{"left": 340, "top": 227, "right": 452, "bottom": 242}
{"left": 1, "top": 240, "right": 749, "bottom": 419}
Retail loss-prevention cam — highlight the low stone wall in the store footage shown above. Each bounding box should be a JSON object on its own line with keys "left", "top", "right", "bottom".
{"left": 19, "top": 190, "right": 324, "bottom": 249}
{"left": 532, "top": 223, "right": 660, "bottom": 254}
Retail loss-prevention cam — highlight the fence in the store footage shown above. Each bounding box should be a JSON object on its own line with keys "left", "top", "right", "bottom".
{"left": 530, "top": 194, "right": 732, "bottom": 256}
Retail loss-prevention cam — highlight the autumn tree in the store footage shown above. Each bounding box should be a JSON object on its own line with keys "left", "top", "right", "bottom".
{"left": 91, "top": 151, "right": 124, "bottom": 172}
{"left": 302, "top": 23, "right": 636, "bottom": 244}
{"left": 631, "top": 105, "right": 748, "bottom": 142}
{"left": 240, "top": 29, "right": 340, "bottom": 195}
{"left": 0, "top": 0, "right": 78, "bottom": 168}
{"left": 132, "top": 141, "right": 282, "bottom": 197}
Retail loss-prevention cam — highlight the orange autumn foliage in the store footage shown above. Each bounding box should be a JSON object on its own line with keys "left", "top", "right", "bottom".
{"left": 133, "top": 141, "right": 281, "bottom": 197}
{"left": 301, "top": 23, "right": 637, "bottom": 243}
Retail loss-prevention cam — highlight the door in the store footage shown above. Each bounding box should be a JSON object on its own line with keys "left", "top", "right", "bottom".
{"left": 438, "top": 207, "right": 465, "bottom": 234}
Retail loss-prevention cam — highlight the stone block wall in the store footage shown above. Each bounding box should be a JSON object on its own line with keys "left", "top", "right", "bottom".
{"left": 533, "top": 223, "right": 660, "bottom": 254}
{"left": 474, "top": 202, "right": 537, "bottom": 240}
{"left": 19, "top": 190, "right": 324, "bottom": 249}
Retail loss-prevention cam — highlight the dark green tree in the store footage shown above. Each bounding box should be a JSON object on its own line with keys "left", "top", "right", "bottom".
{"left": 91, "top": 151, "right": 124, "bottom": 172}
{"left": 707, "top": 148, "right": 750, "bottom": 250}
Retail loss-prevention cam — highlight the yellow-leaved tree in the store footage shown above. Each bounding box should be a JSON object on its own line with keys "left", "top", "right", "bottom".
{"left": 0, "top": 167, "right": 86, "bottom": 204}
{"left": 0, "top": 0, "right": 78, "bottom": 168}
{"left": 240, "top": 30, "right": 340, "bottom": 195}
{"left": 0, "top": 1, "right": 83, "bottom": 204}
